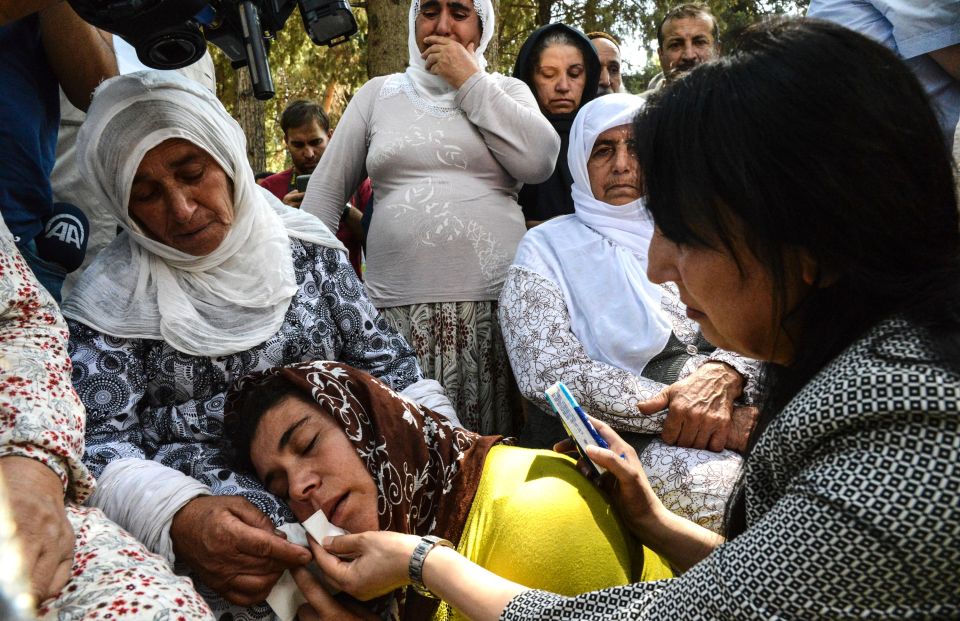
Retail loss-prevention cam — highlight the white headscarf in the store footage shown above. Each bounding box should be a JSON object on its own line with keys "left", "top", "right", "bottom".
{"left": 512, "top": 93, "right": 673, "bottom": 373}
{"left": 568, "top": 93, "right": 658, "bottom": 257}
{"left": 402, "top": 0, "right": 495, "bottom": 112}
{"left": 62, "top": 71, "right": 345, "bottom": 357}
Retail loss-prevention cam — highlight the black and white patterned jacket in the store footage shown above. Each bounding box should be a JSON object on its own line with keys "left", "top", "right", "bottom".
{"left": 503, "top": 316, "right": 960, "bottom": 620}
{"left": 70, "top": 240, "right": 421, "bottom": 520}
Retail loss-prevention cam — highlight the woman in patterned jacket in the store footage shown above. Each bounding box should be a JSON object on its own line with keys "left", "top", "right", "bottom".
{"left": 275, "top": 19, "right": 960, "bottom": 620}
{"left": 61, "top": 71, "right": 455, "bottom": 621}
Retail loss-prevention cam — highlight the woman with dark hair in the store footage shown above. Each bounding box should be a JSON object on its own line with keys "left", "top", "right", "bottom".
{"left": 513, "top": 24, "right": 601, "bottom": 227}
{"left": 277, "top": 18, "right": 960, "bottom": 620}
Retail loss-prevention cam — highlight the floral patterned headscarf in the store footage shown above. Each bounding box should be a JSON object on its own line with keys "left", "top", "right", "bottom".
{"left": 227, "top": 360, "right": 505, "bottom": 618}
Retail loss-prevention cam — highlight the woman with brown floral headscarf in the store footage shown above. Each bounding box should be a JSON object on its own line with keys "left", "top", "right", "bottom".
{"left": 226, "top": 361, "right": 672, "bottom": 620}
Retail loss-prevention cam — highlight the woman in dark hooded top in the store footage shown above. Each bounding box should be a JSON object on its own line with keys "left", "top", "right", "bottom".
{"left": 514, "top": 23, "right": 601, "bottom": 228}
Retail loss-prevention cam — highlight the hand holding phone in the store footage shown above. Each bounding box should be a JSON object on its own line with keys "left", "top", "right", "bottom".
{"left": 544, "top": 382, "right": 609, "bottom": 476}
{"left": 295, "top": 174, "right": 311, "bottom": 193}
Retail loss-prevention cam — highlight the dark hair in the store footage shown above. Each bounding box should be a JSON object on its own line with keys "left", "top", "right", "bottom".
{"left": 280, "top": 99, "right": 330, "bottom": 136}
{"left": 636, "top": 18, "right": 960, "bottom": 535}
{"left": 227, "top": 374, "right": 307, "bottom": 473}
{"left": 587, "top": 31, "right": 620, "bottom": 49}
{"left": 657, "top": 3, "right": 719, "bottom": 48}
{"left": 254, "top": 171, "right": 274, "bottom": 181}
{"left": 513, "top": 23, "right": 601, "bottom": 115}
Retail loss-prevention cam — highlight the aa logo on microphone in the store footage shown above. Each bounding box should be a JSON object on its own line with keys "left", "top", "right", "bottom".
{"left": 43, "top": 214, "right": 86, "bottom": 250}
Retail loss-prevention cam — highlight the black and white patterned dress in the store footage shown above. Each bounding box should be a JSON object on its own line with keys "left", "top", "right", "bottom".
{"left": 68, "top": 239, "right": 421, "bottom": 620}
{"left": 502, "top": 316, "right": 960, "bottom": 620}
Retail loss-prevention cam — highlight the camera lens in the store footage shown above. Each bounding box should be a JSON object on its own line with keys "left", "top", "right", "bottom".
{"left": 138, "top": 25, "right": 206, "bottom": 69}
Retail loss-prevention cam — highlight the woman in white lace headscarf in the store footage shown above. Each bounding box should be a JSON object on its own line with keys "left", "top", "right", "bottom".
{"left": 499, "top": 94, "right": 761, "bottom": 533}
{"left": 301, "top": 0, "right": 560, "bottom": 437}
{"left": 62, "top": 70, "right": 455, "bottom": 620}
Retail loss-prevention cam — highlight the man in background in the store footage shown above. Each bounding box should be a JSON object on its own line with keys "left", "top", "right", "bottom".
{"left": 262, "top": 99, "right": 369, "bottom": 278}
{"left": 648, "top": 3, "right": 721, "bottom": 90}
{"left": 261, "top": 100, "right": 332, "bottom": 208}
{"left": 588, "top": 31, "right": 625, "bottom": 94}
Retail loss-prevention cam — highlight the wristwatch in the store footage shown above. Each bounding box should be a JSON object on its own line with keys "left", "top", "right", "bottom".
{"left": 408, "top": 535, "right": 454, "bottom": 599}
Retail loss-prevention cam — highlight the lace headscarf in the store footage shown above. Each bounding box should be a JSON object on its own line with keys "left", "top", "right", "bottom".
{"left": 398, "top": 0, "right": 496, "bottom": 114}
{"left": 227, "top": 360, "right": 504, "bottom": 618}
{"left": 62, "top": 71, "right": 344, "bottom": 357}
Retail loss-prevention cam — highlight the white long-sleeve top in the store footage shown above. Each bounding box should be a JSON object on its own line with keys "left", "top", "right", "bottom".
{"left": 301, "top": 71, "right": 560, "bottom": 308}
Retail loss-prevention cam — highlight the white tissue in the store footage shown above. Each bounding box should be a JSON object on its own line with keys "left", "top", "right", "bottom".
{"left": 265, "top": 510, "right": 348, "bottom": 621}
{"left": 303, "top": 509, "right": 348, "bottom": 541}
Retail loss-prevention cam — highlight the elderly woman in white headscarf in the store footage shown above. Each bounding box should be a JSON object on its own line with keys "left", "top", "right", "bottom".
{"left": 301, "top": 0, "right": 560, "bottom": 437}
{"left": 62, "top": 71, "right": 454, "bottom": 620}
{"left": 499, "top": 94, "right": 760, "bottom": 533}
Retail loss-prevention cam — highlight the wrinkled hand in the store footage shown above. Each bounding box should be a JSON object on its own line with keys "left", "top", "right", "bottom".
{"left": 638, "top": 361, "right": 755, "bottom": 452}
{"left": 421, "top": 36, "right": 480, "bottom": 89}
{"left": 290, "top": 565, "right": 379, "bottom": 621}
{"left": 282, "top": 190, "right": 305, "bottom": 208}
{"left": 170, "top": 495, "right": 312, "bottom": 605}
{"left": 311, "top": 531, "right": 419, "bottom": 602}
{"left": 0, "top": 456, "right": 73, "bottom": 606}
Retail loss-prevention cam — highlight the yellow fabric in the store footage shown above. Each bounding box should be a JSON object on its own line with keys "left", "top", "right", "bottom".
{"left": 431, "top": 445, "right": 673, "bottom": 621}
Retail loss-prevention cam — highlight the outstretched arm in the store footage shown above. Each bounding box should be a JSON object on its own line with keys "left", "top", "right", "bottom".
{"left": 0, "top": 0, "right": 57, "bottom": 24}
{"left": 38, "top": 1, "right": 117, "bottom": 111}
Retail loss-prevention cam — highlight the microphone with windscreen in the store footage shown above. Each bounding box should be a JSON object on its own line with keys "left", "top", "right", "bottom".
{"left": 35, "top": 203, "right": 89, "bottom": 273}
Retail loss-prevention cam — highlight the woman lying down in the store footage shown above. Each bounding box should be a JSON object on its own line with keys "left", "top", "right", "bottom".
{"left": 225, "top": 360, "right": 674, "bottom": 620}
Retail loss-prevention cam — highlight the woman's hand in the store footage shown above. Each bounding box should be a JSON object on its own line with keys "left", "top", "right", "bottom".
{"left": 309, "top": 531, "right": 420, "bottom": 601}
{"left": 170, "top": 495, "right": 312, "bottom": 605}
{"left": 421, "top": 35, "right": 480, "bottom": 89}
{"left": 577, "top": 418, "right": 669, "bottom": 540}
{"left": 558, "top": 419, "right": 725, "bottom": 570}
{"left": 290, "top": 566, "right": 379, "bottom": 621}
{"left": 0, "top": 456, "right": 73, "bottom": 606}
{"left": 637, "top": 361, "right": 757, "bottom": 452}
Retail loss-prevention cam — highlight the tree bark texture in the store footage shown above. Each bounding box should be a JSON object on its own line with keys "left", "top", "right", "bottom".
{"left": 366, "top": 0, "right": 408, "bottom": 78}
{"left": 236, "top": 65, "right": 267, "bottom": 173}
{"left": 537, "top": 0, "right": 553, "bottom": 26}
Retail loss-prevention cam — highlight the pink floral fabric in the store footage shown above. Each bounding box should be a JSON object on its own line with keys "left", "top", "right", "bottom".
{"left": 0, "top": 222, "right": 212, "bottom": 620}
{"left": 0, "top": 223, "right": 93, "bottom": 502}
{"left": 38, "top": 505, "right": 212, "bottom": 620}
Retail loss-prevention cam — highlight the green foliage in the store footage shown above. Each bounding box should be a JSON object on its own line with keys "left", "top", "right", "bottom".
{"left": 210, "top": 0, "right": 809, "bottom": 167}
{"left": 493, "top": 0, "right": 809, "bottom": 77}
{"left": 211, "top": 6, "right": 370, "bottom": 172}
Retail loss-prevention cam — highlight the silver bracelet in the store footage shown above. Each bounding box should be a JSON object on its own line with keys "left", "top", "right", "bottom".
{"left": 408, "top": 535, "right": 454, "bottom": 599}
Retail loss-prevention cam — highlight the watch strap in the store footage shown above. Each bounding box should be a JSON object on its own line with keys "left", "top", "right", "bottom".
{"left": 408, "top": 535, "right": 454, "bottom": 599}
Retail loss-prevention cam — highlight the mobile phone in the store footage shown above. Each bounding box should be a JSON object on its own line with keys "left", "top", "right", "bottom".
{"left": 544, "top": 382, "right": 610, "bottom": 476}
{"left": 295, "top": 173, "right": 311, "bottom": 192}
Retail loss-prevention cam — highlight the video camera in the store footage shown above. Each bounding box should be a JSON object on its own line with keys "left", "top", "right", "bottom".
{"left": 67, "top": 0, "right": 358, "bottom": 100}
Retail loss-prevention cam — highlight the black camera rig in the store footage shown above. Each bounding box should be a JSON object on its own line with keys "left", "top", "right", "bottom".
{"left": 67, "top": 0, "right": 358, "bottom": 100}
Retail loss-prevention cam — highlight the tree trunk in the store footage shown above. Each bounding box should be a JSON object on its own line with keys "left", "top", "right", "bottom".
{"left": 366, "top": 0, "right": 501, "bottom": 77}
{"left": 537, "top": 0, "right": 552, "bottom": 26}
{"left": 366, "top": 0, "right": 408, "bottom": 78}
{"left": 322, "top": 80, "right": 339, "bottom": 114}
{"left": 236, "top": 65, "right": 266, "bottom": 173}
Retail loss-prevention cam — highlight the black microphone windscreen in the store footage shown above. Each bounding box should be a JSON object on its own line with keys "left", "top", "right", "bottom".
{"left": 35, "top": 202, "right": 90, "bottom": 273}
